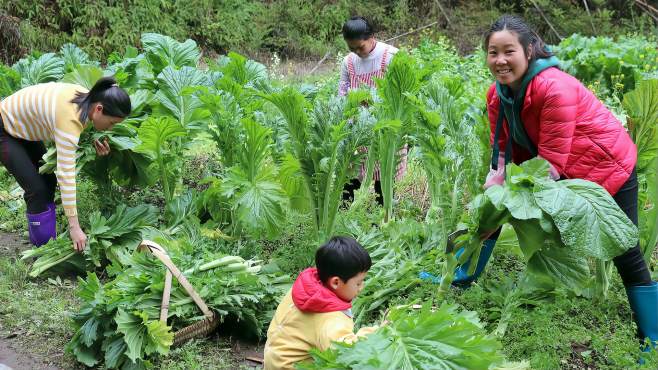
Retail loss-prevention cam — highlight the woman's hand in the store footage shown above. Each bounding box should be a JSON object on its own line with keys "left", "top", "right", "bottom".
{"left": 94, "top": 138, "right": 111, "bottom": 156}
{"left": 67, "top": 215, "right": 87, "bottom": 252}
{"left": 70, "top": 226, "right": 87, "bottom": 252}
{"left": 484, "top": 152, "right": 506, "bottom": 189}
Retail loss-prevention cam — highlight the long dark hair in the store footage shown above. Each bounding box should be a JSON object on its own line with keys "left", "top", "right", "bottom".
{"left": 71, "top": 76, "right": 131, "bottom": 123}
{"left": 483, "top": 15, "right": 553, "bottom": 61}
{"left": 342, "top": 16, "right": 375, "bottom": 40}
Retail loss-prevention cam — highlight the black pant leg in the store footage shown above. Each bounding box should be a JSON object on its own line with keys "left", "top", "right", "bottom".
{"left": 0, "top": 122, "right": 53, "bottom": 214}
{"left": 342, "top": 178, "right": 361, "bottom": 203}
{"left": 24, "top": 139, "right": 57, "bottom": 204}
{"left": 373, "top": 180, "right": 384, "bottom": 206}
{"left": 611, "top": 168, "right": 652, "bottom": 286}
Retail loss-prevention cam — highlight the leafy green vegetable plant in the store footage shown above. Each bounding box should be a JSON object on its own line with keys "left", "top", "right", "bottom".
{"left": 297, "top": 304, "right": 505, "bottom": 370}
{"left": 445, "top": 159, "right": 638, "bottom": 296}
{"left": 262, "top": 88, "right": 372, "bottom": 243}
{"left": 22, "top": 204, "right": 157, "bottom": 277}
{"left": 66, "top": 237, "right": 289, "bottom": 369}
{"left": 623, "top": 78, "right": 658, "bottom": 261}
{"left": 372, "top": 51, "right": 420, "bottom": 222}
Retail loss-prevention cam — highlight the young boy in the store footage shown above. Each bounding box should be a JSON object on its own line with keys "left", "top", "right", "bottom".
{"left": 264, "top": 236, "right": 376, "bottom": 369}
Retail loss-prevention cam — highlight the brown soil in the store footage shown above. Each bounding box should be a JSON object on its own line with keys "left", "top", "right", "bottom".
{"left": 562, "top": 341, "right": 600, "bottom": 370}
{"left": 230, "top": 338, "right": 265, "bottom": 368}
{"left": 0, "top": 232, "right": 64, "bottom": 370}
{"left": 0, "top": 339, "right": 61, "bottom": 370}
{"left": 0, "top": 232, "right": 28, "bottom": 259}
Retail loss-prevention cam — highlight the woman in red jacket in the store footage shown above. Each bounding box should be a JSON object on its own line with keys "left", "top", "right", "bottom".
{"left": 464, "top": 15, "right": 656, "bottom": 352}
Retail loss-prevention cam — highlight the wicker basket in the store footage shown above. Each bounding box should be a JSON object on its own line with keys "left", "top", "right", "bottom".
{"left": 137, "top": 240, "right": 220, "bottom": 347}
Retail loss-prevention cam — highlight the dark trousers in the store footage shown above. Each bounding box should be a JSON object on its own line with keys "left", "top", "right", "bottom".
{"left": 0, "top": 118, "right": 56, "bottom": 214}
{"left": 342, "top": 178, "right": 384, "bottom": 206}
{"left": 611, "top": 168, "right": 652, "bottom": 287}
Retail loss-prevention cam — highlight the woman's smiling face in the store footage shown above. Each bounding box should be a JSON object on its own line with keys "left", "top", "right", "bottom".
{"left": 486, "top": 30, "right": 531, "bottom": 92}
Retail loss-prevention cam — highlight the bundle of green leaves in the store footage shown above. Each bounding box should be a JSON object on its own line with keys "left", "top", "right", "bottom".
{"left": 39, "top": 121, "right": 154, "bottom": 192}
{"left": 21, "top": 204, "right": 158, "bottom": 277}
{"left": 447, "top": 158, "right": 638, "bottom": 296}
{"left": 348, "top": 219, "right": 441, "bottom": 326}
{"left": 297, "top": 304, "right": 515, "bottom": 370}
{"left": 67, "top": 237, "right": 290, "bottom": 369}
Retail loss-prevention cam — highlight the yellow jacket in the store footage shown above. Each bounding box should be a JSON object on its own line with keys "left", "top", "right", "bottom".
{"left": 264, "top": 289, "right": 376, "bottom": 370}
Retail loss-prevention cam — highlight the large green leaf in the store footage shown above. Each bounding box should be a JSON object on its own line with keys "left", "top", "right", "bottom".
{"left": 508, "top": 218, "right": 553, "bottom": 261}
{"left": 13, "top": 53, "right": 65, "bottom": 87}
{"left": 68, "top": 332, "right": 101, "bottom": 367}
{"left": 106, "top": 50, "right": 155, "bottom": 90}
{"left": 219, "top": 120, "right": 287, "bottom": 238}
{"left": 526, "top": 244, "right": 592, "bottom": 293}
{"left": 216, "top": 52, "right": 268, "bottom": 86}
{"left": 115, "top": 310, "right": 172, "bottom": 363}
{"left": 144, "top": 317, "right": 174, "bottom": 356}
{"left": 115, "top": 310, "right": 146, "bottom": 363}
{"left": 77, "top": 271, "right": 104, "bottom": 304}
{"left": 623, "top": 79, "right": 658, "bottom": 260}
{"left": 60, "top": 43, "right": 94, "bottom": 72}
{"left": 154, "top": 66, "right": 212, "bottom": 129}
{"left": 0, "top": 64, "right": 21, "bottom": 97}
{"left": 223, "top": 169, "right": 287, "bottom": 238}
{"left": 134, "top": 116, "right": 186, "bottom": 159}
{"left": 141, "top": 33, "right": 200, "bottom": 74}
{"left": 102, "top": 335, "right": 128, "bottom": 369}
{"left": 374, "top": 51, "right": 420, "bottom": 221}
{"left": 300, "top": 304, "right": 503, "bottom": 370}
{"left": 624, "top": 79, "right": 658, "bottom": 174}
{"left": 262, "top": 87, "right": 309, "bottom": 146}
{"left": 61, "top": 65, "right": 103, "bottom": 89}
{"left": 534, "top": 179, "right": 638, "bottom": 260}
{"left": 486, "top": 185, "right": 543, "bottom": 221}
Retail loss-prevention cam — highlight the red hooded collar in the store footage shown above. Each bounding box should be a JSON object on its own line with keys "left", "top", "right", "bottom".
{"left": 291, "top": 267, "right": 352, "bottom": 313}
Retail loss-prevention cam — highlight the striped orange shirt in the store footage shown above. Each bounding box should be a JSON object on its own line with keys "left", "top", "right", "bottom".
{"left": 0, "top": 83, "right": 87, "bottom": 217}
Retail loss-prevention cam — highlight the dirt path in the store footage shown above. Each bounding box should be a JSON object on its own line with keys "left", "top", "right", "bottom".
{"left": 0, "top": 231, "right": 63, "bottom": 370}
{"left": 0, "top": 339, "right": 60, "bottom": 370}
{"left": 0, "top": 232, "right": 26, "bottom": 259}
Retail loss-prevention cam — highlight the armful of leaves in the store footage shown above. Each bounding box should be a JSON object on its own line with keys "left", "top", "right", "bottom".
{"left": 296, "top": 303, "right": 505, "bottom": 370}
{"left": 443, "top": 158, "right": 638, "bottom": 293}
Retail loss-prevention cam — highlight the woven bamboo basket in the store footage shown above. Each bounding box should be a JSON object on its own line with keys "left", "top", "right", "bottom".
{"left": 137, "top": 240, "right": 220, "bottom": 347}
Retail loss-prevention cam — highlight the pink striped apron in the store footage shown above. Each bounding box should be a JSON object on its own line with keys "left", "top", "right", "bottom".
{"left": 347, "top": 48, "right": 408, "bottom": 182}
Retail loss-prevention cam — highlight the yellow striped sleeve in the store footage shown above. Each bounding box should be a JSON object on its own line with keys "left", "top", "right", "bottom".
{"left": 54, "top": 85, "right": 86, "bottom": 217}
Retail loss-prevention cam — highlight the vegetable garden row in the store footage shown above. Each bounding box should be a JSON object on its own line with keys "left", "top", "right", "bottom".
{"left": 1, "top": 32, "right": 658, "bottom": 369}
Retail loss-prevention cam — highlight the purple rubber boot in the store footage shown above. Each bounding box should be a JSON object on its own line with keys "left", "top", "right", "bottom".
{"left": 26, "top": 202, "right": 57, "bottom": 246}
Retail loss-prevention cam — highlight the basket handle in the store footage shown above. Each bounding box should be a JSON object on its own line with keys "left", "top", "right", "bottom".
{"left": 138, "top": 240, "right": 214, "bottom": 320}
{"left": 160, "top": 269, "right": 172, "bottom": 322}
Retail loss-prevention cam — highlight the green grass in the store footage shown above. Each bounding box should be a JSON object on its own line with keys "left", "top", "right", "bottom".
{"left": 0, "top": 256, "right": 81, "bottom": 368}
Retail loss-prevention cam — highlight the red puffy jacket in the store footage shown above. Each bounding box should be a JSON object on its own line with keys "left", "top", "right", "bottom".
{"left": 487, "top": 67, "right": 637, "bottom": 195}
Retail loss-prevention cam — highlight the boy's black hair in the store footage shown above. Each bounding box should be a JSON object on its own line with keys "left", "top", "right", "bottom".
{"left": 342, "top": 16, "right": 375, "bottom": 40}
{"left": 315, "top": 236, "right": 372, "bottom": 283}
